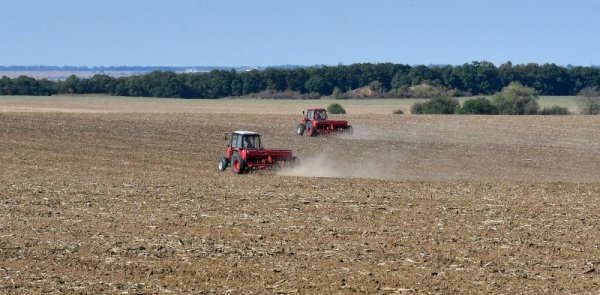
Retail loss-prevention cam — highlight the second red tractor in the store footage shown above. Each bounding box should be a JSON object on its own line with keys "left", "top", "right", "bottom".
{"left": 296, "top": 108, "right": 352, "bottom": 137}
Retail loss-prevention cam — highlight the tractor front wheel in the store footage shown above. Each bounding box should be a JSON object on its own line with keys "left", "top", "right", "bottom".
{"left": 217, "top": 156, "right": 228, "bottom": 171}
{"left": 231, "top": 153, "right": 245, "bottom": 174}
{"left": 296, "top": 124, "right": 305, "bottom": 136}
{"left": 305, "top": 123, "right": 316, "bottom": 137}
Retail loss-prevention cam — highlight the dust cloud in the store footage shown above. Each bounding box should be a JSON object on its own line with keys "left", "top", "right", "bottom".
{"left": 278, "top": 125, "right": 404, "bottom": 179}
{"left": 338, "top": 125, "right": 389, "bottom": 141}
{"left": 278, "top": 152, "right": 391, "bottom": 179}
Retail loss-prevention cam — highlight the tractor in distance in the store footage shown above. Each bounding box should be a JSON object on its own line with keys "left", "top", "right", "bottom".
{"left": 296, "top": 107, "right": 352, "bottom": 137}
{"left": 218, "top": 131, "right": 300, "bottom": 174}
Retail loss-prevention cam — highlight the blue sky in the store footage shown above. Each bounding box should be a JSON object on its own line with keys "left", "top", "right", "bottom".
{"left": 1, "top": 0, "right": 599, "bottom": 67}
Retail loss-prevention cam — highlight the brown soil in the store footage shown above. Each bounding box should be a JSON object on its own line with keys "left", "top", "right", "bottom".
{"left": 1, "top": 104, "right": 600, "bottom": 293}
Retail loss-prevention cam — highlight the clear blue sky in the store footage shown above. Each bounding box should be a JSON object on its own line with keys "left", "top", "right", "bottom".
{"left": 1, "top": 0, "right": 599, "bottom": 67}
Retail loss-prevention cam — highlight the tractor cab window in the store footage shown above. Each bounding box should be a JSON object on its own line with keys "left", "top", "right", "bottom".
{"left": 315, "top": 110, "right": 327, "bottom": 120}
{"left": 306, "top": 110, "right": 313, "bottom": 120}
{"left": 231, "top": 134, "right": 242, "bottom": 148}
{"left": 242, "top": 135, "right": 262, "bottom": 149}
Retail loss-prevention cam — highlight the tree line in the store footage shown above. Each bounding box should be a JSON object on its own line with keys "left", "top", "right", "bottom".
{"left": 410, "top": 83, "right": 600, "bottom": 115}
{"left": 1, "top": 61, "right": 600, "bottom": 98}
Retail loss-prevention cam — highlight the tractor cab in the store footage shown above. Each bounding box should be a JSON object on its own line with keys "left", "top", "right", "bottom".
{"left": 305, "top": 108, "right": 328, "bottom": 121}
{"left": 230, "top": 131, "right": 263, "bottom": 150}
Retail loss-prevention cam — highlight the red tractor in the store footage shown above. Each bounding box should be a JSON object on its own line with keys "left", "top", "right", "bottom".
{"left": 218, "top": 131, "right": 300, "bottom": 174}
{"left": 296, "top": 108, "right": 352, "bottom": 136}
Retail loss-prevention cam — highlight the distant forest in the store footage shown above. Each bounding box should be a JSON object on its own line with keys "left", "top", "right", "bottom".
{"left": 1, "top": 62, "right": 600, "bottom": 98}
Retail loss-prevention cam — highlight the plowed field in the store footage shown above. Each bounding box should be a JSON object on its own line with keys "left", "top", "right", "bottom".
{"left": 1, "top": 98, "right": 599, "bottom": 293}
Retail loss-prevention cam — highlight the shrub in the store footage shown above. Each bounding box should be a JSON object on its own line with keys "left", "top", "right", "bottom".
{"left": 392, "top": 109, "right": 404, "bottom": 114}
{"left": 539, "top": 105, "right": 570, "bottom": 115}
{"left": 327, "top": 103, "right": 346, "bottom": 114}
{"left": 411, "top": 102, "right": 424, "bottom": 114}
{"left": 516, "top": 97, "right": 539, "bottom": 115}
{"left": 493, "top": 82, "right": 539, "bottom": 115}
{"left": 459, "top": 97, "right": 498, "bottom": 114}
{"left": 420, "top": 97, "right": 460, "bottom": 114}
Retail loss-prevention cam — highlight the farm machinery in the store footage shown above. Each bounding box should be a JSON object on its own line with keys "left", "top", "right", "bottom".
{"left": 218, "top": 131, "right": 300, "bottom": 174}
{"left": 296, "top": 108, "right": 352, "bottom": 136}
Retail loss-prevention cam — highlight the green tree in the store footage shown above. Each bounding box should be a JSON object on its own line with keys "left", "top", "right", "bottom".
{"left": 537, "top": 63, "right": 571, "bottom": 95}
{"left": 368, "top": 80, "right": 383, "bottom": 92}
{"left": 498, "top": 61, "right": 515, "bottom": 87}
{"left": 391, "top": 70, "right": 411, "bottom": 90}
{"left": 6, "top": 76, "right": 53, "bottom": 95}
{"left": 178, "top": 73, "right": 206, "bottom": 98}
{"left": 438, "top": 65, "right": 462, "bottom": 90}
{"left": 408, "top": 65, "right": 433, "bottom": 85}
{"left": 86, "top": 74, "right": 115, "bottom": 93}
{"left": 206, "top": 70, "right": 232, "bottom": 98}
{"left": 570, "top": 66, "right": 600, "bottom": 94}
{"left": 262, "top": 68, "right": 287, "bottom": 92}
{"left": 493, "top": 82, "right": 539, "bottom": 115}
{"left": 61, "top": 75, "right": 83, "bottom": 94}
{"left": 241, "top": 70, "right": 264, "bottom": 95}
{"left": 142, "top": 71, "right": 184, "bottom": 98}
{"left": 285, "top": 68, "right": 309, "bottom": 92}
{"left": 111, "top": 79, "right": 129, "bottom": 96}
{"left": 577, "top": 86, "right": 600, "bottom": 115}
{"left": 304, "top": 75, "right": 328, "bottom": 95}
{"left": 332, "top": 87, "right": 344, "bottom": 99}
{"left": 0, "top": 76, "right": 12, "bottom": 94}
{"left": 326, "top": 65, "right": 354, "bottom": 93}
{"left": 454, "top": 61, "right": 500, "bottom": 94}
{"left": 230, "top": 79, "right": 243, "bottom": 96}
{"left": 126, "top": 76, "right": 147, "bottom": 97}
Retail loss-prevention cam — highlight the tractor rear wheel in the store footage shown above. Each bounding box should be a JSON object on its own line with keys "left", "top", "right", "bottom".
{"left": 217, "top": 156, "right": 228, "bottom": 171}
{"left": 296, "top": 124, "right": 305, "bottom": 136}
{"left": 231, "top": 153, "right": 245, "bottom": 174}
{"left": 305, "top": 122, "right": 316, "bottom": 137}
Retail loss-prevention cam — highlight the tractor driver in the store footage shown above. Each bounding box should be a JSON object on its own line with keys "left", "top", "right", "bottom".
{"left": 243, "top": 137, "right": 254, "bottom": 148}
{"left": 316, "top": 110, "right": 326, "bottom": 120}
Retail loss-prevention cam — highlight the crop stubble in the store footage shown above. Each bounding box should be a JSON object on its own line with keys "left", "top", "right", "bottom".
{"left": 1, "top": 107, "right": 600, "bottom": 293}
